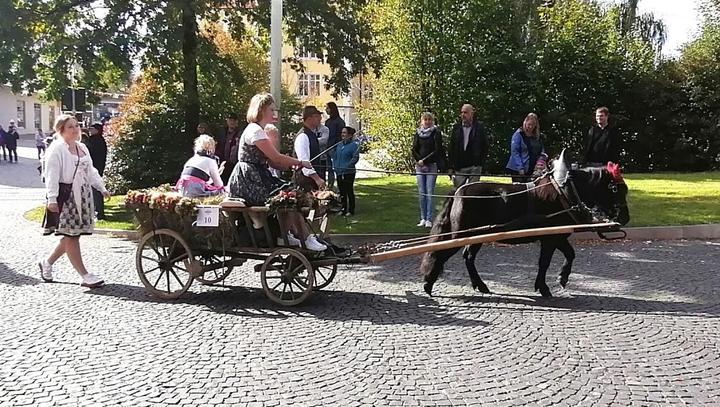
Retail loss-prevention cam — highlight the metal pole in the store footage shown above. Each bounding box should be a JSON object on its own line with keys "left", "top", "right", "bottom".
{"left": 270, "top": 0, "right": 283, "bottom": 130}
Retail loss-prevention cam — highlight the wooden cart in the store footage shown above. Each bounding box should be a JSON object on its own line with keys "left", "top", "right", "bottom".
{"left": 134, "top": 200, "right": 341, "bottom": 306}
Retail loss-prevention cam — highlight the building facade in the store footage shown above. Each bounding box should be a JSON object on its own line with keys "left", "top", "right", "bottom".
{"left": 281, "top": 44, "right": 368, "bottom": 131}
{"left": 0, "top": 85, "right": 61, "bottom": 135}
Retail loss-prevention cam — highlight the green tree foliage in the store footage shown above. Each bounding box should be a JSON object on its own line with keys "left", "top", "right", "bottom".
{"left": 363, "top": 0, "right": 720, "bottom": 172}
{"left": 104, "top": 27, "right": 301, "bottom": 193}
{"left": 1, "top": 0, "right": 377, "bottom": 135}
{"left": 677, "top": 3, "right": 720, "bottom": 169}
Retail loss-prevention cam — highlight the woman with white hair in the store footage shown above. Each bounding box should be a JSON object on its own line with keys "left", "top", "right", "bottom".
{"left": 176, "top": 134, "right": 226, "bottom": 197}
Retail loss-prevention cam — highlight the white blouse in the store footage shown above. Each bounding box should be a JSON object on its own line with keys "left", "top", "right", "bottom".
{"left": 44, "top": 138, "right": 107, "bottom": 205}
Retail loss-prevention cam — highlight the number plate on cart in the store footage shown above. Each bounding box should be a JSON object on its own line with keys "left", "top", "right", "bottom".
{"left": 196, "top": 205, "right": 220, "bottom": 227}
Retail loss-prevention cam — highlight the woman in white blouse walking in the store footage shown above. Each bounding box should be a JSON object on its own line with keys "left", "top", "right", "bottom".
{"left": 39, "top": 114, "right": 110, "bottom": 288}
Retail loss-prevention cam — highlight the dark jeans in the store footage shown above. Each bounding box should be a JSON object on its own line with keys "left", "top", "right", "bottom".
{"left": 6, "top": 147, "right": 17, "bottom": 162}
{"left": 93, "top": 188, "right": 105, "bottom": 218}
{"left": 1, "top": 145, "right": 6, "bottom": 160}
{"left": 37, "top": 145, "right": 46, "bottom": 159}
{"left": 336, "top": 172, "right": 356, "bottom": 215}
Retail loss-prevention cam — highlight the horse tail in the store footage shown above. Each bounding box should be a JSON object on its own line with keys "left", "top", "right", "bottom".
{"left": 420, "top": 195, "right": 454, "bottom": 280}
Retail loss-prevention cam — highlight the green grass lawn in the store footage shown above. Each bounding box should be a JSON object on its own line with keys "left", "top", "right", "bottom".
{"left": 24, "top": 173, "right": 720, "bottom": 234}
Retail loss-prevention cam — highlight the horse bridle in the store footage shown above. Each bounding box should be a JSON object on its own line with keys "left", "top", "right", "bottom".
{"left": 549, "top": 173, "right": 592, "bottom": 225}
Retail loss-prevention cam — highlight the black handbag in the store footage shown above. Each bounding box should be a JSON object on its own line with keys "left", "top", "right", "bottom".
{"left": 42, "top": 145, "right": 80, "bottom": 230}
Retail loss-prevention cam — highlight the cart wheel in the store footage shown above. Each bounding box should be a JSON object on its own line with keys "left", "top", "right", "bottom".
{"left": 298, "top": 263, "right": 337, "bottom": 291}
{"left": 261, "top": 248, "right": 315, "bottom": 306}
{"left": 136, "top": 229, "right": 196, "bottom": 299}
{"left": 313, "top": 263, "right": 337, "bottom": 290}
{"left": 195, "top": 253, "right": 235, "bottom": 285}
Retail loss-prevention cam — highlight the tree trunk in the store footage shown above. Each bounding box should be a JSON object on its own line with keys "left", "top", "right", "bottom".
{"left": 181, "top": 0, "right": 200, "bottom": 138}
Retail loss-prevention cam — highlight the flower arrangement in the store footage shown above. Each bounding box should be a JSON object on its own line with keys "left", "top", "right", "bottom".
{"left": 125, "top": 186, "right": 230, "bottom": 238}
{"left": 266, "top": 188, "right": 340, "bottom": 214}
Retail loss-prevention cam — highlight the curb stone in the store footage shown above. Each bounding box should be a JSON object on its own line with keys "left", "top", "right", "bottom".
{"left": 94, "top": 224, "right": 720, "bottom": 245}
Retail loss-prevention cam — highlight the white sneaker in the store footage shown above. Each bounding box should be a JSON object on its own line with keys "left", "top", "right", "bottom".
{"left": 81, "top": 273, "right": 105, "bottom": 288}
{"left": 416, "top": 220, "right": 427, "bottom": 227}
{"left": 278, "top": 232, "right": 302, "bottom": 247}
{"left": 38, "top": 260, "right": 53, "bottom": 282}
{"left": 424, "top": 220, "right": 433, "bottom": 228}
{"left": 305, "top": 235, "right": 328, "bottom": 252}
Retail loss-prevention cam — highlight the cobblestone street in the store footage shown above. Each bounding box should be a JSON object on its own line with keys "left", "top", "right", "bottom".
{"left": 1, "top": 144, "right": 719, "bottom": 406}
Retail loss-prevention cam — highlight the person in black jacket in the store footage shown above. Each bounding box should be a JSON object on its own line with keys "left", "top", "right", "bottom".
{"left": 5, "top": 121, "right": 20, "bottom": 163}
{"left": 447, "top": 104, "right": 488, "bottom": 188}
{"left": 412, "top": 112, "right": 446, "bottom": 227}
{"left": 585, "top": 107, "right": 621, "bottom": 166}
{"left": 86, "top": 123, "right": 108, "bottom": 220}
{"left": 324, "top": 102, "right": 345, "bottom": 190}
{"left": 216, "top": 113, "right": 242, "bottom": 184}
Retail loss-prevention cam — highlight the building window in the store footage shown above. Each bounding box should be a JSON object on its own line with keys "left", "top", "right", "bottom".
{"left": 16, "top": 100, "right": 26, "bottom": 128}
{"left": 296, "top": 46, "right": 318, "bottom": 60}
{"left": 298, "top": 73, "right": 321, "bottom": 97}
{"left": 48, "top": 106, "right": 56, "bottom": 130}
{"left": 34, "top": 103, "right": 42, "bottom": 130}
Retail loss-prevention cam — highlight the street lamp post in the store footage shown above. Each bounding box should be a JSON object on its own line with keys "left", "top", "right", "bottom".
{"left": 270, "top": 0, "right": 283, "bottom": 130}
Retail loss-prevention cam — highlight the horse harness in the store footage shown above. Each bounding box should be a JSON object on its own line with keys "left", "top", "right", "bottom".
{"left": 524, "top": 172, "right": 592, "bottom": 225}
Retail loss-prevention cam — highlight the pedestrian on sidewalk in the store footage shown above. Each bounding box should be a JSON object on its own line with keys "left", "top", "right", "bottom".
{"left": 86, "top": 123, "right": 108, "bottom": 220}
{"left": 38, "top": 114, "right": 110, "bottom": 288}
{"left": 0, "top": 125, "right": 6, "bottom": 161}
{"left": 5, "top": 120, "right": 20, "bottom": 163}
{"left": 35, "top": 128, "right": 47, "bottom": 159}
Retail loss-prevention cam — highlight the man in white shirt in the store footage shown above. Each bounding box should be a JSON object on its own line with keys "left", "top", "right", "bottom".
{"left": 293, "top": 106, "right": 326, "bottom": 190}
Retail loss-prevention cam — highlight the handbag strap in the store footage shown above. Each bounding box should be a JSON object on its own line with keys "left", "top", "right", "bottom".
{"left": 70, "top": 144, "right": 80, "bottom": 182}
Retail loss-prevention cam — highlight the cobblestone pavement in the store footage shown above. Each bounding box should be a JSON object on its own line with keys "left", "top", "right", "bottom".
{"left": 1, "top": 145, "right": 719, "bottom": 406}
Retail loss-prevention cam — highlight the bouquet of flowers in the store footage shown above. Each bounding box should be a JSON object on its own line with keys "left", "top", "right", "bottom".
{"left": 266, "top": 188, "right": 300, "bottom": 213}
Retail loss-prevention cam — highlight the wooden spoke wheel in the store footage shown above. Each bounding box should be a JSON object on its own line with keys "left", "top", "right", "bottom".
{"left": 136, "top": 229, "right": 197, "bottom": 299}
{"left": 298, "top": 263, "right": 338, "bottom": 291}
{"left": 195, "top": 253, "right": 235, "bottom": 285}
{"left": 260, "top": 248, "right": 314, "bottom": 306}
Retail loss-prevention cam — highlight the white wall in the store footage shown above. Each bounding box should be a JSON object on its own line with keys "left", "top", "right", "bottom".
{"left": 0, "top": 86, "right": 61, "bottom": 135}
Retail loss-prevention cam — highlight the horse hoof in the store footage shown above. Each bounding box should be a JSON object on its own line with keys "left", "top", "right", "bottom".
{"left": 423, "top": 282, "right": 434, "bottom": 297}
{"left": 473, "top": 283, "right": 491, "bottom": 294}
{"left": 535, "top": 283, "right": 552, "bottom": 298}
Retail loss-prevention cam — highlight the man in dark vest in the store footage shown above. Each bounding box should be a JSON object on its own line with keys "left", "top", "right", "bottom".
{"left": 448, "top": 103, "right": 488, "bottom": 189}
{"left": 216, "top": 113, "right": 241, "bottom": 184}
{"left": 584, "top": 106, "right": 621, "bottom": 166}
{"left": 293, "top": 106, "right": 326, "bottom": 190}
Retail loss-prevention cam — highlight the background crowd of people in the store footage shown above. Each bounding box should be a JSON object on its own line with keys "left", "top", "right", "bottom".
{"left": 409, "top": 104, "right": 620, "bottom": 228}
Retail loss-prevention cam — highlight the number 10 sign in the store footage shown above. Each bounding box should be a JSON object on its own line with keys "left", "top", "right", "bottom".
{"left": 196, "top": 205, "right": 220, "bottom": 227}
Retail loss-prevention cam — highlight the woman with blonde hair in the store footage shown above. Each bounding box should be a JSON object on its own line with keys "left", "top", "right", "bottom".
{"left": 176, "top": 134, "right": 225, "bottom": 197}
{"left": 38, "top": 114, "right": 110, "bottom": 287}
{"left": 411, "top": 111, "right": 445, "bottom": 228}
{"left": 228, "top": 93, "right": 326, "bottom": 251}
{"left": 505, "top": 112, "right": 545, "bottom": 183}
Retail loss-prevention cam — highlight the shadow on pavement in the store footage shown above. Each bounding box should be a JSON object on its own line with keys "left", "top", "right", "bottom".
{"left": 0, "top": 262, "right": 41, "bottom": 286}
{"left": 439, "top": 292, "right": 720, "bottom": 318}
{"left": 84, "top": 283, "right": 491, "bottom": 328}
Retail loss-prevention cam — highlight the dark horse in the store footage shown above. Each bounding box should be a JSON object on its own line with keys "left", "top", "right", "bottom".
{"left": 421, "top": 151, "right": 630, "bottom": 298}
